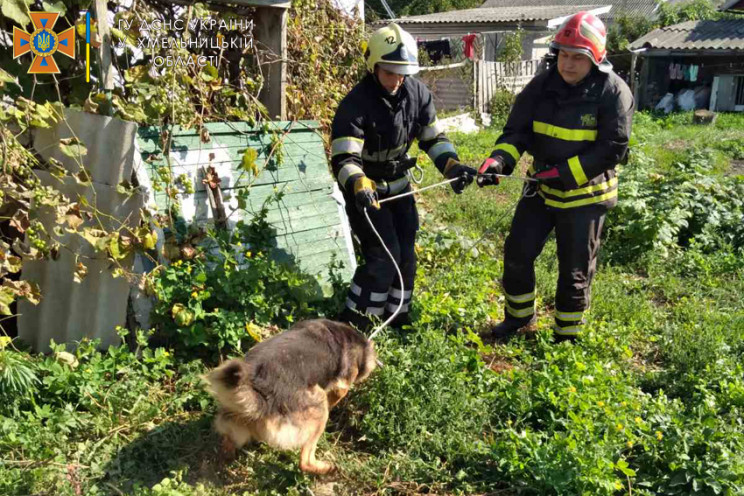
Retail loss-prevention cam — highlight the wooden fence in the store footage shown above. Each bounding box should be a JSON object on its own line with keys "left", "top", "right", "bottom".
{"left": 477, "top": 59, "right": 541, "bottom": 113}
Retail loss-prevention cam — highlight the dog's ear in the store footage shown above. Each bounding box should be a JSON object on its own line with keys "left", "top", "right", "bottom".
{"left": 219, "top": 360, "right": 247, "bottom": 389}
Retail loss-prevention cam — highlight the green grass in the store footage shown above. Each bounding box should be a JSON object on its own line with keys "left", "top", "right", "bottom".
{"left": 2, "top": 111, "right": 744, "bottom": 495}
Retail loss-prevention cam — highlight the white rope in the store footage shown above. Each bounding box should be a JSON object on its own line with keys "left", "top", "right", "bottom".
{"left": 377, "top": 177, "right": 459, "bottom": 205}
{"left": 365, "top": 205, "right": 406, "bottom": 341}
{"left": 365, "top": 177, "right": 458, "bottom": 340}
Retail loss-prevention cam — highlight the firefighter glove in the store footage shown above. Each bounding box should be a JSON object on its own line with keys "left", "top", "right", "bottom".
{"left": 534, "top": 166, "right": 563, "bottom": 187}
{"left": 443, "top": 158, "right": 476, "bottom": 194}
{"left": 477, "top": 155, "right": 505, "bottom": 187}
{"left": 353, "top": 176, "right": 379, "bottom": 213}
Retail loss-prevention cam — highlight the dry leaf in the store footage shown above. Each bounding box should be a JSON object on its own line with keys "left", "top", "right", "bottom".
{"left": 74, "top": 261, "right": 88, "bottom": 283}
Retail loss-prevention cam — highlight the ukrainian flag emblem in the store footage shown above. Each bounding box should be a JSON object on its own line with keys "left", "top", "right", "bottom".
{"left": 13, "top": 12, "right": 75, "bottom": 74}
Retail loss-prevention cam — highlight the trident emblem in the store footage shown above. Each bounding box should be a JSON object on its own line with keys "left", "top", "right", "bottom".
{"left": 13, "top": 12, "right": 75, "bottom": 74}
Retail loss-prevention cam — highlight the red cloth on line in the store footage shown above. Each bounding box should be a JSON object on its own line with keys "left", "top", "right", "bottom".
{"left": 463, "top": 34, "right": 476, "bottom": 59}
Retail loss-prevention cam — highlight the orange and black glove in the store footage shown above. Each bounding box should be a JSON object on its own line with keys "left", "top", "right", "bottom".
{"left": 353, "top": 176, "right": 380, "bottom": 213}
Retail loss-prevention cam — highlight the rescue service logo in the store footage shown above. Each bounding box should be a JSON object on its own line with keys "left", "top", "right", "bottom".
{"left": 13, "top": 12, "right": 75, "bottom": 74}
{"left": 581, "top": 114, "right": 597, "bottom": 128}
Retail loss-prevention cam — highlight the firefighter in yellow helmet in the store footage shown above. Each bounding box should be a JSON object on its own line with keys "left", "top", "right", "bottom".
{"left": 332, "top": 23, "right": 476, "bottom": 330}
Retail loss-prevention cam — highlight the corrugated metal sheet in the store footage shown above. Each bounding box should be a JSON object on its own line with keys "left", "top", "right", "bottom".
{"left": 20, "top": 109, "right": 146, "bottom": 352}
{"left": 629, "top": 19, "right": 744, "bottom": 51}
{"left": 419, "top": 73, "right": 473, "bottom": 111}
{"left": 135, "top": 120, "right": 355, "bottom": 293}
{"left": 478, "top": 0, "right": 714, "bottom": 21}
{"left": 33, "top": 108, "right": 136, "bottom": 186}
{"left": 19, "top": 172, "right": 146, "bottom": 352}
{"left": 388, "top": 5, "right": 605, "bottom": 24}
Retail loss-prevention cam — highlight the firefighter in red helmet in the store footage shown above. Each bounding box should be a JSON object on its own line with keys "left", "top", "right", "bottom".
{"left": 478, "top": 12, "right": 634, "bottom": 342}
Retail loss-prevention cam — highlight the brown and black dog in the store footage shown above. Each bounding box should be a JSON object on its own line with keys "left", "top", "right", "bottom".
{"left": 205, "top": 319, "right": 377, "bottom": 474}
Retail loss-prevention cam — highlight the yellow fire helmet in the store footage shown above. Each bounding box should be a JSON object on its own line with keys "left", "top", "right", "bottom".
{"left": 365, "top": 23, "right": 419, "bottom": 75}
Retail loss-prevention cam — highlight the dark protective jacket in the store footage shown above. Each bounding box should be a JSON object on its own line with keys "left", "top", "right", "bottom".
{"left": 330, "top": 74, "right": 459, "bottom": 191}
{"left": 492, "top": 65, "right": 634, "bottom": 209}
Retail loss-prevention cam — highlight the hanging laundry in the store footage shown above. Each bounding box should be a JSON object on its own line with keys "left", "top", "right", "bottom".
{"left": 682, "top": 64, "right": 690, "bottom": 81}
{"left": 419, "top": 39, "right": 451, "bottom": 64}
{"left": 669, "top": 62, "right": 676, "bottom": 80}
{"left": 675, "top": 63, "right": 684, "bottom": 80}
{"left": 463, "top": 33, "right": 477, "bottom": 60}
{"left": 690, "top": 64, "right": 699, "bottom": 82}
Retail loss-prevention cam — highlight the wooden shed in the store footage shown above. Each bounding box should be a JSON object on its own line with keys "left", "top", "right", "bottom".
{"left": 135, "top": 120, "right": 355, "bottom": 294}
{"left": 628, "top": 18, "right": 744, "bottom": 111}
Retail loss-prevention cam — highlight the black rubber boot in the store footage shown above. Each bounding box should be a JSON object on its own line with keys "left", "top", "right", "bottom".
{"left": 337, "top": 308, "right": 374, "bottom": 333}
{"left": 486, "top": 316, "right": 537, "bottom": 342}
{"left": 387, "top": 312, "right": 412, "bottom": 331}
{"left": 553, "top": 333, "right": 578, "bottom": 344}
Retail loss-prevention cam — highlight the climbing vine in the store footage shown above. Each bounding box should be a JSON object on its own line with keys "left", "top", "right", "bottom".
{"left": 0, "top": 0, "right": 366, "bottom": 333}
{"left": 286, "top": 0, "right": 366, "bottom": 129}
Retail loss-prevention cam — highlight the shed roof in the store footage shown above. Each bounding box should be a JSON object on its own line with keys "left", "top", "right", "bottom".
{"left": 628, "top": 19, "right": 744, "bottom": 51}
{"left": 479, "top": 0, "right": 654, "bottom": 17}
{"left": 384, "top": 5, "right": 608, "bottom": 25}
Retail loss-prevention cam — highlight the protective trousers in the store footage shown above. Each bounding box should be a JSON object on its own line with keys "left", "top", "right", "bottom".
{"left": 502, "top": 193, "right": 605, "bottom": 336}
{"left": 341, "top": 191, "right": 419, "bottom": 329}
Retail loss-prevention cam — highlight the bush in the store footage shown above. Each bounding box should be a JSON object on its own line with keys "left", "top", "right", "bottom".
{"left": 149, "top": 204, "right": 330, "bottom": 358}
{"left": 488, "top": 88, "right": 516, "bottom": 124}
{"left": 0, "top": 342, "right": 38, "bottom": 414}
{"left": 604, "top": 148, "right": 744, "bottom": 264}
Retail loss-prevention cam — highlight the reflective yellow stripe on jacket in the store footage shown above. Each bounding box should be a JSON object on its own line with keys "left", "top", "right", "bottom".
{"left": 539, "top": 177, "right": 618, "bottom": 209}
{"left": 332, "top": 137, "right": 364, "bottom": 157}
{"left": 494, "top": 143, "right": 521, "bottom": 163}
{"left": 533, "top": 121, "right": 597, "bottom": 142}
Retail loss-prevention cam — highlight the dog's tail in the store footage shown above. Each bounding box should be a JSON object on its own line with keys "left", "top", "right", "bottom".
{"left": 204, "top": 359, "right": 266, "bottom": 419}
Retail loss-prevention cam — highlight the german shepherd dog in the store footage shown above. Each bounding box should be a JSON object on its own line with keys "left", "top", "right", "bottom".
{"left": 205, "top": 319, "right": 377, "bottom": 474}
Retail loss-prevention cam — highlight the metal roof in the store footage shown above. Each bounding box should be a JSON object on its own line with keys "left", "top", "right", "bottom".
{"left": 628, "top": 19, "right": 744, "bottom": 51}
{"left": 478, "top": 0, "right": 714, "bottom": 19}
{"left": 388, "top": 5, "right": 608, "bottom": 24}
{"left": 479, "top": 0, "right": 656, "bottom": 17}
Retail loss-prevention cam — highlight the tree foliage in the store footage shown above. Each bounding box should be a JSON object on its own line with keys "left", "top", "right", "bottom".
{"left": 0, "top": 0, "right": 367, "bottom": 333}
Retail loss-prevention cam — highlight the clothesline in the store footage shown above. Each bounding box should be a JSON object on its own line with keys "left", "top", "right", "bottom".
{"left": 668, "top": 62, "right": 700, "bottom": 82}
{"left": 417, "top": 60, "right": 470, "bottom": 72}
{"left": 417, "top": 33, "right": 481, "bottom": 61}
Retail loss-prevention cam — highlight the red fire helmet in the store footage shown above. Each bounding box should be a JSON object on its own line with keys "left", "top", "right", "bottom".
{"left": 550, "top": 12, "right": 611, "bottom": 72}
